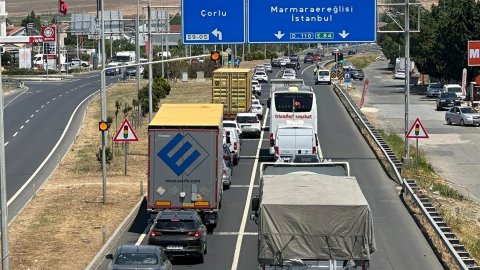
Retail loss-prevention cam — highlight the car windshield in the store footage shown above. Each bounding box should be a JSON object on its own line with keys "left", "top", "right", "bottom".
{"left": 448, "top": 87, "right": 462, "bottom": 93}
{"left": 255, "top": 72, "right": 266, "bottom": 76}
{"left": 274, "top": 93, "right": 313, "bottom": 112}
{"left": 429, "top": 83, "right": 442, "bottom": 88}
{"left": 460, "top": 107, "right": 475, "bottom": 113}
{"left": 252, "top": 81, "right": 259, "bottom": 85}
{"left": 156, "top": 219, "right": 195, "bottom": 230}
{"left": 318, "top": 71, "right": 329, "bottom": 76}
{"left": 223, "top": 123, "right": 236, "bottom": 128}
{"left": 442, "top": 92, "right": 457, "bottom": 98}
{"left": 115, "top": 253, "right": 158, "bottom": 265}
{"left": 237, "top": 116, "right": 257, "bottom": 123}
{"left": 126, "top": 67, "right": 136, "bottom": 71}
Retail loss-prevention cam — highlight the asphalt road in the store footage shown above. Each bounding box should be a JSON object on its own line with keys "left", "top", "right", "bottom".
{"left": 94, "top": 60, "right": 443, "bottom": 270}
{"left": 361, "top": 61, "right": 480, "bottom": 202}
{"left": 4, "top": 72, "right": 120, "bottom": 222}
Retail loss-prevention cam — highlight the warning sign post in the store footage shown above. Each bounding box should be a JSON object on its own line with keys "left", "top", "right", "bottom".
{"left": 113, "top": 119, "right": 138, "bottom": 175}
{"left": 406, "top": 118, "right": 429, "bottom": 166}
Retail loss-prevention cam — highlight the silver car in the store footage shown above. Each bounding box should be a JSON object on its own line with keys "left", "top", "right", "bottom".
{"left": 106, "top": 245, "right": 173, "bottom": 270}
{"left": 222, "top": 159, "right": 233, "bottom": 189}
{"left": 445, "top": 106, "right": 480, "bottom": 126}
{"left": 427, "top": 82, "right": 443, "bottom": 97}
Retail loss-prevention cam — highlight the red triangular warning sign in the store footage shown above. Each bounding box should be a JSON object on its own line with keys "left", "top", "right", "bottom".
{"left": 406, "top": 118, "right": 429, "bottom": 139}
{"left": 113, "top": 118, "right": 139, "bottom": 142}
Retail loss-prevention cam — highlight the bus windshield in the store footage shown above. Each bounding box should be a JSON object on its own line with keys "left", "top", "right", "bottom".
{"left": 274, "top": 93, "right": 313, "bottom": 112}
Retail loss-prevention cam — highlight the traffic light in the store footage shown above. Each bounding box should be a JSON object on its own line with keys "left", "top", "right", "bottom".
{"left": 123, "top": 125, "right": 129, "bottom": 139}
{"left": 99, "top": 121, "right": 109, "bottom": 131}
{"left": 228, "top": 54, "right": 232, "bottom": 65}
{"left": 338, "top": 52, "right": 344, "bottom": 62}
{"left": 211, "top": 51, "right": 220, "bottom": 62}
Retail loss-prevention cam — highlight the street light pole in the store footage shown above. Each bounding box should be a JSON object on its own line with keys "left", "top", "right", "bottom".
{"left": 0, "top": 45, "right": 10, "bottom": 270}
{"left": 136, "top": 0, "right": 141, "bottom": 125}
{"left": 100, "top": 0, "right": 107, "bottom": 204}
{"left": 403, "top": 0, "right": 411, "bottom": 161}
{"left": 148, "top": 0, "right": 153, "bottom": 121}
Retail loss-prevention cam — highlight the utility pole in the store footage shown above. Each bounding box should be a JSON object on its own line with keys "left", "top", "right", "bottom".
{"left": 0, "top": 42, "right": 10, "bottom": 270}
{"left": 404, "top": 0, "right": 411, "bottom": 161}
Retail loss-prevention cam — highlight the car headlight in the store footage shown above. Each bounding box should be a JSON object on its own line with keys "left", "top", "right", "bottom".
{"left": 466, "top": 116, "right": 473, "bottom": 119}
{"left": 440, "top": 100, "right": 446, "bottom": 102}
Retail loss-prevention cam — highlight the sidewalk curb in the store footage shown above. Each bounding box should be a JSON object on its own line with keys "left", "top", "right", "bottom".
{"left": 85, "top": 195, "right": 145, "bottom": 270}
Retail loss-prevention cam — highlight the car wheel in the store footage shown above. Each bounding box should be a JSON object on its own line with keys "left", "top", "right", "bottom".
{"left": 446, "top": 118, "right": 452, "bottom": 125}
{"left": 436, "top": 105, "right": 441, "bottom": 111}
{"left": 233, "top": 155, "right": 238, "bottom": 165}
{"left": 204, "top": 241, "right": 208, "bottom": 255}
{"left": 461, "top": 119, "right": 465, "bottom": 126}
{"left": 197, "top": 253, "right": 204, "bottom": 263}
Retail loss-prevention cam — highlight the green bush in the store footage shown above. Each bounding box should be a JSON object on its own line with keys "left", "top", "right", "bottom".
{"left": 244, "top": 51, "right": 265, "bottom": 61}
{"left": 266, "top": 50, "right": 278, "bottom": 60}
{"left": 138, "top": 77, "right": 171, "bottom": 114}
{"left": 96, "top": 147, "right": 113, "bottom": 165}
{"left": 3, "top": 67, "right": 59, "bottom": 75}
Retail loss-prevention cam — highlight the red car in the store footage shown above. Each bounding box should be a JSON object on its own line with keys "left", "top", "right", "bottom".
{"left": 312, "top": 53, "right": 321, "bottom": 61}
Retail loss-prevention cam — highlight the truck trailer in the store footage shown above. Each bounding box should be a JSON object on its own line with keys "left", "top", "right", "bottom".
{"left": 148, "top": 104, "right": 224, "bottom": 228}
{"left": 211, "top": 68, "right": 252, "bottom": 119}
{"left": 251, "top": 162, "right": 375, "bottom": 269}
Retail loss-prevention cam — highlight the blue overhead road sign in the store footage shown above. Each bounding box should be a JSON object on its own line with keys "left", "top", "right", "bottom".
{"left": 248, "top": 0, "right": 376, "bottom": 43}
{"left": 182, "top": 0, "right": 246, "bottom": 44}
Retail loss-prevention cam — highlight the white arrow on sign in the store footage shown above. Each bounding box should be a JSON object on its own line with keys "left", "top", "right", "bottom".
{"left": 274, "top": 31, "right": 285, "bottom": 39}
{"left": 212, "top": 28, "right": 223, "bottom": 41}
{"left": 339, "top": 30, "right": 350, "bottom": 39}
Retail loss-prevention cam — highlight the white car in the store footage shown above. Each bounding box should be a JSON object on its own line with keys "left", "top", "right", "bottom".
{"left": 315, "top": 69, "right": 331, "bottom": 85}
{"left": 279, "top": 58, "right": 287, "bottom": 67}
{"left": 251, "top": 99, "right": 263, "bottom": 119}
{"left": 394, "top": 70, "right": 406, "bottom": 79}
{"left": 224, "top": 127, "right": 241, "bottom": 165}
{"left": 253, "top": 71, "right": 268, "bottom": 82}
{"left": 252, "top": 80, "right": 261, "bottom": 95}
{"left": 264, "top": 63, "right": 273, "bottom": 73}
{"left": 236, "top": 112, "right": 261, "bottom": 138}
{"left": 443, "top": 84, "right": 463, "bottom": 99}
{"left": 281, "top": 72, "right": 296, "bottom": 80}
{"left": 223, "top": 119, "right": 242, "bottom": 139}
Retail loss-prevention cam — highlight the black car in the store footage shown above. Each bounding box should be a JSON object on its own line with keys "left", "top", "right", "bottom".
{"left": 148, "top": 210, "right": 207, "bottom": 262}
{"left": 436, "top": 92, "right": 462, "bottom": 110}
{"left": 106, "top": 245, "right": 173, "bottom": 270}
{"left": 271, "top": 58, "right": 281, "bottom": 68}
{"left": 303, "top": 55, "right": 313, "bottom": 63}
{"left": 348, "top": 50, "right": 356, "bottom": 55}
{"left": 285, "top": 61, "right": 300, "bottom": 70}
{"left": 351, "top": 69, "right": 365, "bottom": 80}
{"left": 289, "top": 54, "right": 299, "bottom": 62}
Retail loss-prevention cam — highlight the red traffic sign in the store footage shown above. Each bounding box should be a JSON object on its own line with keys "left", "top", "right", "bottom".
{"left": 468, "top": 41, "right": 480, "bottom": 66}
{"left": 113, "top": 119, "right": 138, "bottom": 142}
{"left": 42, "top": 26, "right": 56, "bottom": 42}
{"left": 406, "top": 118, "right": 429, "bottom": 139}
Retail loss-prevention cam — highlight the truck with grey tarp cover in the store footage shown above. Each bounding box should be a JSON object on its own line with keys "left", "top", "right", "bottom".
{"left": 251, "top": 162, "right": 375, "bottom": 269}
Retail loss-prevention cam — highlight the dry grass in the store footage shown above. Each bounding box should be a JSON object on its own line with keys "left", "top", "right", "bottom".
{"left": 7, "top": 61, "right": 260, "bottom": 269}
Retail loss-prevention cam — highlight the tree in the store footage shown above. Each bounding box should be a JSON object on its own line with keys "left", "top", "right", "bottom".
{"left": 21, "top": 11, "right": 42, "bottom": 32}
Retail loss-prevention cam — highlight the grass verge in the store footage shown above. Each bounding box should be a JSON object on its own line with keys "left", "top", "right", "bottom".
{"left": 377, "top": 129, "right": 480, "bottom": 263}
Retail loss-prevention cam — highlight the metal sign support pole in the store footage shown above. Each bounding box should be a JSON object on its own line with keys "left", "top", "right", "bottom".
{"left": 135, "top": 0, "right": 141, "bottom": 126}
{"left": 148, "top": 0, "right": 153, "bottom": 122}
{"left": 415, "top": 138, "right": 419, "bottom": 167}
{"left": 124, "top": 142, "right": 128, "bottom": 176}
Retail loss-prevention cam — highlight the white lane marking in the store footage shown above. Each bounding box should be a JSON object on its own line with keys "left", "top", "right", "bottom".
{"left": 20, "top": 125, "right": 24, "bottom": 130}
{"left": 25, "top": 120, "right": 29, "bottom": 124}
{"left": 46, "top": 101, "right": 49, "bottom": 104}
{"left": 301, "top": 63, "right": 316, "bottom": 76}
{"left": 230, "top": 185, "right": 259, "bottom": 188}
{"left": 8, "top": 90, "right": 99, "bottom": 206}
{"left": 4, "top": 142, "right": 9, "bottom": 146}
{"left": 59, "top": 94, "right": 62, "bottom": 97}
{"left": 4, "top": 86, "right": 30, "bottom": 108}
{"left": 214, "top": 232, "right": 258, "bottom": 236}
{"left": 135, "top": 226, "right": 151, "bottom": 246}
{"left": 30, "top": 114, "right": 34, "bottom": 118}
{"left": 35, "top": 110, "right": 39, "bottom": 113}
{"left": 231, "top": 108, "right": 269, "bottom": 270}
{"left": 13, "top": 132, "right": 18, "bottom": 137}
{"left": 41, "top": 105, "right": 44, "bottom": 108}
{"left": 52, "top": 98, "right": 56, "bottom": 101}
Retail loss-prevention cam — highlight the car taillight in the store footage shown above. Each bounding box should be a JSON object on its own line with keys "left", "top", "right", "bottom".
{"left": 274, "top": 146, "right": 279, "bottom": 160}
{"left": 312, "top": 147, "right": 316, "bottom": 154}
{"left": 234, "top": 142, "right": 237, "bottom": 151}
{"left": 225, "top": 154, "right": 231, "bottom": 161}
{"left": 149, "top": 231, "right": 161, "bottom": 237}
{"left": 187, "top": 231, "right": 201, "bottom": 237}
{"left": 223, "top": 168, "right": 227, "bottom": 174}
{"left": 269, "top": 133, "right": 275, "bottom": 147}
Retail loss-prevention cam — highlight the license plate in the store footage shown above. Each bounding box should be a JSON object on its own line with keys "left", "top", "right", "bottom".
{"left": 166, "top": 246, "right": 183, "bottom": 250}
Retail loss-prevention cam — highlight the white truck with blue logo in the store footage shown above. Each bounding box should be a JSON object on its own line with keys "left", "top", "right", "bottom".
{"left": 148, "top": 104, "right": 224, "bottom": 229}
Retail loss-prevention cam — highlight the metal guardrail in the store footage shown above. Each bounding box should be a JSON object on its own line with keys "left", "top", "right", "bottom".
{"left": 332, "top": 82, "right": 479, "bottom": 270}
